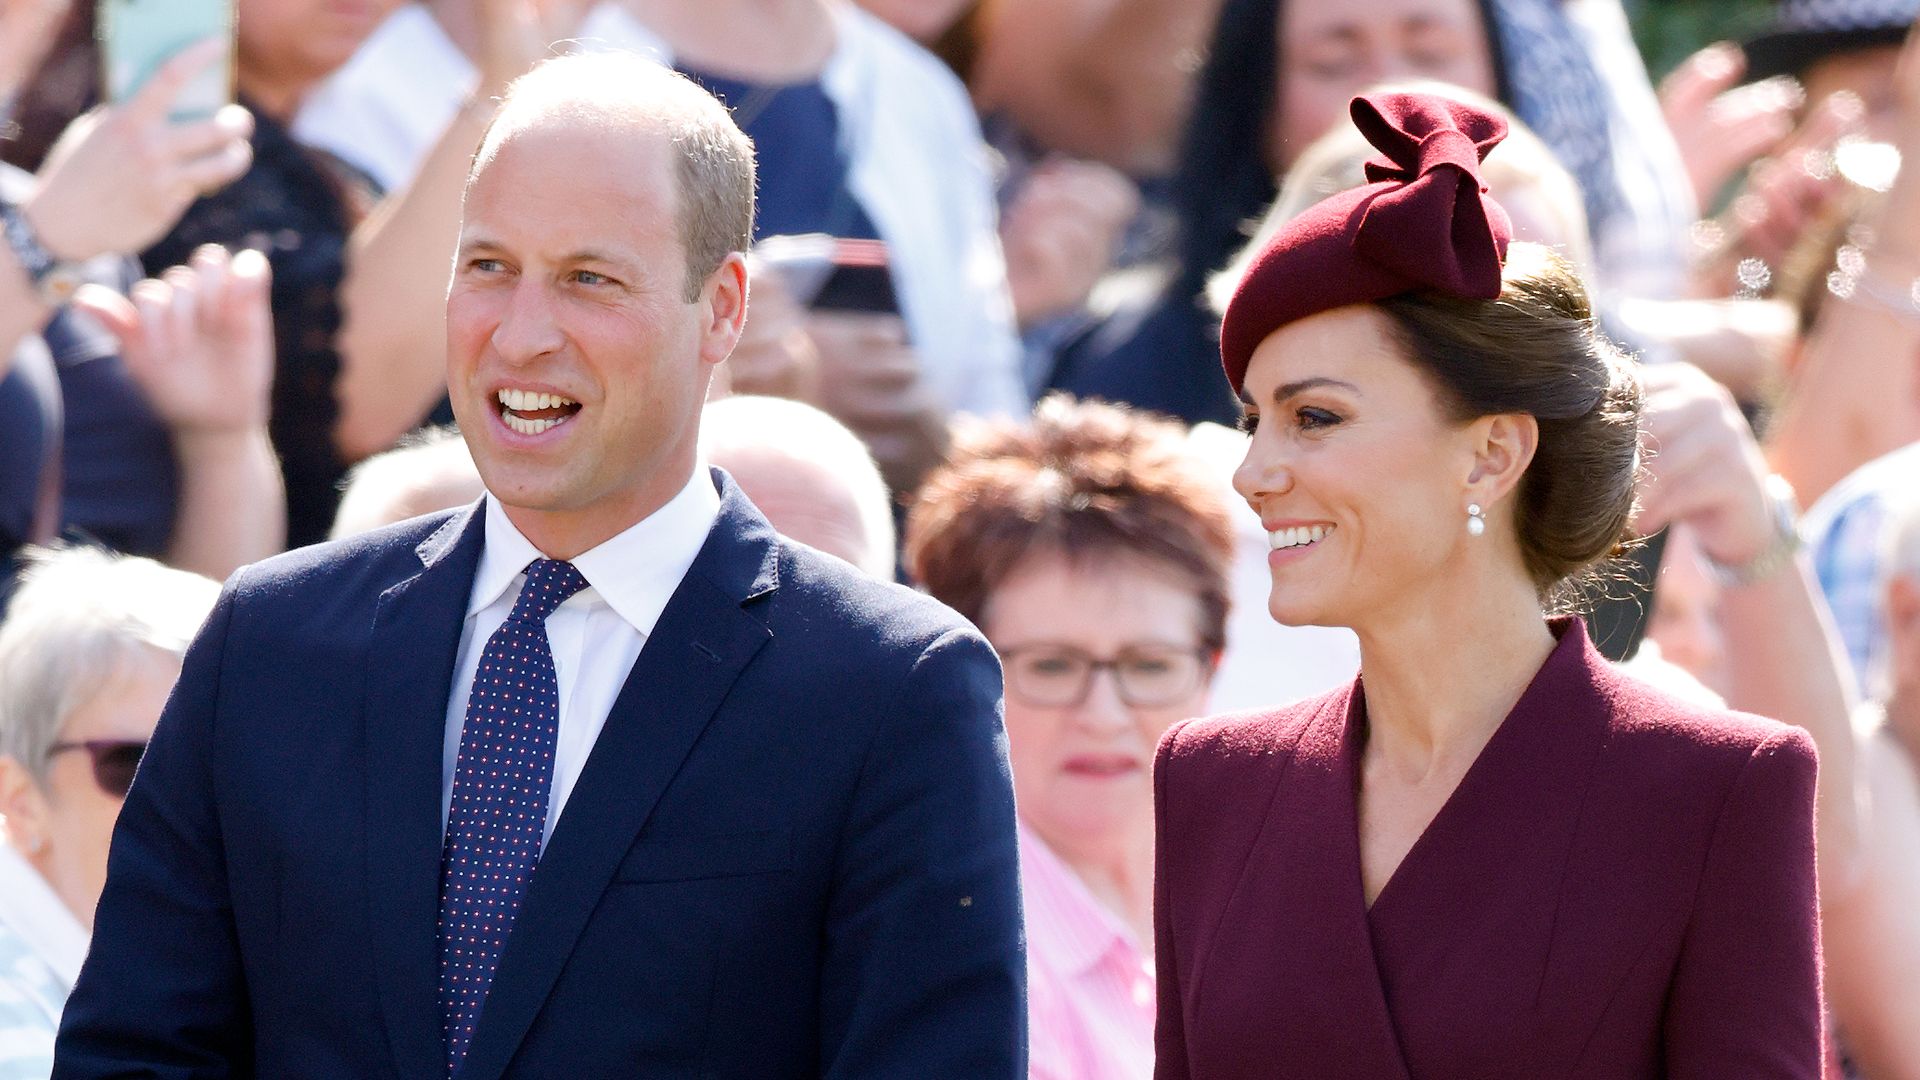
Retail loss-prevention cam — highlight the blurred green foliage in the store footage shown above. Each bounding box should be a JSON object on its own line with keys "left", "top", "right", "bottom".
{"left": 1627, "top": 0, "right": 1778, "bottom": 78}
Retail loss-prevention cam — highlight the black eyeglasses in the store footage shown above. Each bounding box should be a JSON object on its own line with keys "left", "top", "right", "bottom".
{"left": 997, "top": 643, "right": 1209, "bottom": 708}
{"left": 46, "top": 740, "right": 147, "bottom": 799}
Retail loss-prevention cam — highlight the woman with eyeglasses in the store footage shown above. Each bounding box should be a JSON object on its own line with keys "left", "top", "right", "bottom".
{"left": 0, "top": 546, "right": 217, "bottom": 1075}
{"left": 905, "top": 394, "right": 1233, "bottom": 1080}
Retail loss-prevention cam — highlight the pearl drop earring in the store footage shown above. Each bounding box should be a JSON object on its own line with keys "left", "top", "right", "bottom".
{"left": 1466, "top": 503, "right": 1486, "bottom": 537}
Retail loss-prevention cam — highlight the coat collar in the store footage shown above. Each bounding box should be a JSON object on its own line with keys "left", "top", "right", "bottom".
{"left": 1187, "top": 619, "right": 1614, "bottom": 1079}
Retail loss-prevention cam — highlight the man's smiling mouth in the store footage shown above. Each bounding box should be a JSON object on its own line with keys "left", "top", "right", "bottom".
{"left": 497, "top": 388, "right": 581, "bottom": 435}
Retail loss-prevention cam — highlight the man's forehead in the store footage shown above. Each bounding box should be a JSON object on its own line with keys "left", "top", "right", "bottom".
{"left": 465, "top": 116, "right": 679, "bottom": 219}
{"left": 474, "top": 107, "right": 673, "bottom": 177}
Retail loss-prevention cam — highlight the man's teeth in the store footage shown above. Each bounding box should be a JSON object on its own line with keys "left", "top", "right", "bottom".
{"left": 503, "top": 412, "right": 569, "bottom": 436}
{"left": 1268, "top": 524, "right": 1333, "bottom": 551}
{"left": 496, "top": 388, "right": 577, "bottom": 412}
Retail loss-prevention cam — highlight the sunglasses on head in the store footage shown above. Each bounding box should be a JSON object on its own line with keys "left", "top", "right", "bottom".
{"left": 46, "top": 739, "right": 147, "bottom": 798}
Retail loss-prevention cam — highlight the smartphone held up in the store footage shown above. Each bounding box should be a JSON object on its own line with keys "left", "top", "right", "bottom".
{"left": 99, "top": 0, "right": 234, "bottom": 121}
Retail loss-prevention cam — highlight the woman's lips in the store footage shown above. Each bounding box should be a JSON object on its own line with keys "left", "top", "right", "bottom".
{"left": 1061, "top": 754, "right": 1142, "bottom": 778}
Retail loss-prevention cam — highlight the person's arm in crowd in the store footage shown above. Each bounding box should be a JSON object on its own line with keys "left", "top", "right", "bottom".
{"left": 1636, "top": 363, "right": 1866, "bottom": 896}
{"left": 972, "top": 0, "right": 1217, "bottom": 176}
{"left": 75, "top": 246, "right": 284, "bottom": 580}
{"left": 330, "top": 0, "right": 587, "bottom": 463}
{"left": 0, "top": 0, "right": 70, "bottom": 105}
{"left": 1819, "top": 724, "right": 1920, "bottom": 1080}
{"left": 1766, "top": 23, "right": 1920, "bottom": 503}
{"left": 1610, "top": 296, "right": 1796, "bottom": 404}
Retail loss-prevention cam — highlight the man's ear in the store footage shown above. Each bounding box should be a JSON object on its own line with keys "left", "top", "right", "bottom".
{"left": 698, "top": 252, "right": 749, "bottom": 367}
{"left": 1464, "top": 411, "right": 1540, "bottom": 509}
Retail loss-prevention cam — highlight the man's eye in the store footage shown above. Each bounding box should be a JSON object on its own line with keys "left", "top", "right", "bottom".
{"left": 573, "top": 269, "right": 612, "bottom": 286}
{"left": 470, "top": 258, "right": 506, "bottom": 274}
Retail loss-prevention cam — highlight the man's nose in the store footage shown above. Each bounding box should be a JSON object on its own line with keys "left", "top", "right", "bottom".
{"left": 491, "top": 280, "right": 566, "bottom": 363}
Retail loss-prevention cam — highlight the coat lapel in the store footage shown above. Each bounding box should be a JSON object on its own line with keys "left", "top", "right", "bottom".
{"left": 364, "top": 502, "right": 488, "bottom": 1080}
{"left": 1196, "top": 688, "right": 1414, "bottom": 1080}
{"left": 455, "top": 472, "right": 779, "bottom": 1080}
{"left": 1359, "top": 619, "right": 1611, "bottom": 1076}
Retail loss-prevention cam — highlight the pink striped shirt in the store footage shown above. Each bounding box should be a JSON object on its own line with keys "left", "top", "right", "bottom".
{"left": 1019, "top": 823, "right": 1156, "bottom": 1080}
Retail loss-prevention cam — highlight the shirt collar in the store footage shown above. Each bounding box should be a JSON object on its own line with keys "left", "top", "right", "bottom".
{"left": 468, "top": 468, "right": 722, "bottom": 637}
{"left": 0, "top": 839, "right": 88, "bottom": 989}
{"left": 1017, "top": 821, "right": 1143, "bottom": 978}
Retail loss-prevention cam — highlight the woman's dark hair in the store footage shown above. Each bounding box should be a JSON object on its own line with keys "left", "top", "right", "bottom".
{"left": 1169, "top": 0, "right": 1512, "bottom": 301}
{"left": 1378, "top": 242, "right": 1641, "bottom": 604}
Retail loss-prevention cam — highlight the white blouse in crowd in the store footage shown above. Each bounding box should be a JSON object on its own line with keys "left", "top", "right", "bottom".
{"left": 296, "top": 2, "right": 1026, "bottom": 422}
{"left": 0, "top": 840, "right": 86, "bottom": 1079}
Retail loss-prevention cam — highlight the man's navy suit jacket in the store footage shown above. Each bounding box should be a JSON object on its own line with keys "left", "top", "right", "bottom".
{"left": 53, "top": 470, "right": 1026, "bottom": 1079}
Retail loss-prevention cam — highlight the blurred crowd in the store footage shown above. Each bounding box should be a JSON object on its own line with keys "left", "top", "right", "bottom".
{"left": 0, "top": 0, "right": 1917, "bottom": 1075}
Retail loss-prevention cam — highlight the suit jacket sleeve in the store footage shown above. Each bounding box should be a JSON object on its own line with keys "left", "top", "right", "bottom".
{"left": 1663, "top": 726, "right": 1824, "bottom": 1078}
{"left": 53, "top": 582, "right": 251, "bottom": 1080}
{"left": 817, "top": 627, "right": 1026, "bottom": 1078}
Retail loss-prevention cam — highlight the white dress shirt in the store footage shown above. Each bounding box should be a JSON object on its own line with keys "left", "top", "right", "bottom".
{"left": 441, "top": 470, "right": 720, "bottom": 845}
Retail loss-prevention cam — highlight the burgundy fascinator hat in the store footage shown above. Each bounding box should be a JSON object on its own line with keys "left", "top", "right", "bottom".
{"left": 1219, "top": 92, "right": 1514, "bottom": 395}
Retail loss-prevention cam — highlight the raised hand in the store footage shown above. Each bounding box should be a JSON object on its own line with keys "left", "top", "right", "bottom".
{"left": 24, "top": 40, "right": 252, "bottom": 263}
{"left": 1001, "top": 158, "right": 1140, "bottom": 327}
{"left": 1635, "top": 362, "right": 1776, "bottom": 570}
{"left": 805, "top": 311, "right": 948, "bottom": 492}
{"left": 1659, "top": 42, "right": 1799, "bottom": 207}
{"left": 73, "top": 245, "right": 274, "bottom": 439}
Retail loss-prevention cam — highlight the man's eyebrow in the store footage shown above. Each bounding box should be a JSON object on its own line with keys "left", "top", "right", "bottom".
{"left": 560, "top": 249, "right": 628, "bottom": 266}
{"left": 1271, "top": 377, "right": 1362, "bottom": 403}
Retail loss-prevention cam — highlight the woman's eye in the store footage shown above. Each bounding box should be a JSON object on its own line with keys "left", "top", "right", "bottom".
{"left": 1237, "top": 412, "right": 1260, "bottom": 435}
{"left": 1297, "top": 407, "right": 1342, "bottom": 430}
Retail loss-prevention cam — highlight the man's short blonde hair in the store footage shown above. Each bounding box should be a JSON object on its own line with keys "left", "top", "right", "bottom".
{"left": 472, "top": 53, "right": 757, "bottom": 300}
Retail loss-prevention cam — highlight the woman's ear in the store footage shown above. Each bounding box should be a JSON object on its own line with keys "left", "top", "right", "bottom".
{"left": 0, "top": 755, "right": 51, "bottom": 858}
{"left": 1465, "top": 412, "right": 1539, "bottom": 507}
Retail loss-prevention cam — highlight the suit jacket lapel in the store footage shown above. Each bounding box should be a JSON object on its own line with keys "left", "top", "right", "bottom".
{"left": 1198, "top": 688, "right": 1414, "bottom": 1080}
{"left": 364, "top": 502, "right": 487, "bottom": 1080}
{"left": 456, "top": 473, "right": 779, "bottom": 1080}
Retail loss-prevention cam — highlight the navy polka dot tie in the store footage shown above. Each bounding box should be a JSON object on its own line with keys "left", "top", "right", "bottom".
{"left": 437, "top": 558, "right": 588, "bottom": 1077}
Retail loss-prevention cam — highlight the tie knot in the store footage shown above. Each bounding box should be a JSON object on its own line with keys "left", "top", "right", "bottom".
{"left": 509, "top": 559, "right": 588, "bottom": 624}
